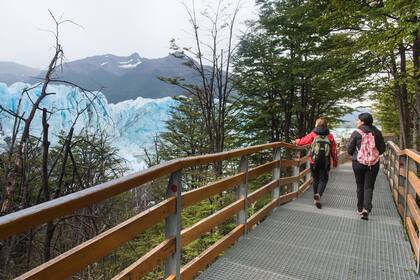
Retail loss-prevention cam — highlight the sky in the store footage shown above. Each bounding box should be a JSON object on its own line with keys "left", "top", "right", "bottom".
{"left": 0, "top": 0, "right": 257, "bottom": 69}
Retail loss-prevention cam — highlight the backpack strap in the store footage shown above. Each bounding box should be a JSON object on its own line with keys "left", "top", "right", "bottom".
{"left": 356, "top": 129, "right": 365, "bottom": 136}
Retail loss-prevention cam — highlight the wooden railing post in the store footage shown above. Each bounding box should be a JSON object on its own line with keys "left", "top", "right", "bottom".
{"left": 403, "top": 155, "right": 409, "bottom": 225}
{"left": 236, "top": 155, "right": 248, "bottom": 234}
{"left": 272, "top": 147, "right": 282, "bottom": 202}
{"left": 292, "top": 152, "right": 300, "bottom": 193}
{"left": 391, "top": 151, "right": 395, "bottom": 191}
{"left": 164, "top": 170, "right": 182, "bottom": 279}
{"left": 392, "top": 150, "right": 398, "bottom": 203}
{"left": 387, "top": 149, "right": 392, "bottom": 180}
{"left": 396, "top": 154, "right": 401, "bottom": 206}
{"left": 305, "top": 148, "right": 311, "bottom": 182}
{"left": 389, "top": 150, "right": 395, "bottom": 187}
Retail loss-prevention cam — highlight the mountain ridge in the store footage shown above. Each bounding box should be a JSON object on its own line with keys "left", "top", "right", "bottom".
{"left": 0, "top": 53, "right": 202, "bottom": 103}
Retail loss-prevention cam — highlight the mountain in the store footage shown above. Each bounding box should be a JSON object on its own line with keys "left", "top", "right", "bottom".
{"left": 0, "top": 62, "right": 39, "bottom": 85}
{"left": 0, "top": 53, "right": 202, "bottom": 103}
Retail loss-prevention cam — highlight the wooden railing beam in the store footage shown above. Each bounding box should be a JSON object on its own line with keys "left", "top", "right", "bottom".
{"left": 112, "top": 237, "right": 176, "bottom": 280}
{"left": 0, "top": 142, "right": 307, "bottom": 240}
{"left": 181, "top": 173, "right": 245, "bottom": 208}
{"left": 15, "top": 197, "right": 176, "bottom": 280}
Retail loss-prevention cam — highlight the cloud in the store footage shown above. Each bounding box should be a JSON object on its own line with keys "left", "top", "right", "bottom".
{"left": 0, "top": 0, "right": 256, "bottom": 68}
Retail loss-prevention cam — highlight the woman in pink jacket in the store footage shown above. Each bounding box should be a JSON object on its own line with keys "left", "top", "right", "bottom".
{"left": 294, "top": 118, "right": 338, "bottom": 208}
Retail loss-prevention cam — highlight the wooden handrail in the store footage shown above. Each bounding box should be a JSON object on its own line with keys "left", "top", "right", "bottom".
{"left": 387, "top": 141, "right": 420, "bottom": 163}
{"left": 0, "top": 141, "right": 303, "bottom": 240}
{"left": 113, "top": 237, "right": 176, "bottom": 280}
{"left": 387, "top": 141, "right": 404, "bottom": 155}
{"left": 180, "top": 225, "right": 244, "bottom": 280}
{"left": 181, "top": 172, "right": 245, "bottom": 208}
{"left": 384, "top": 141, "right": 420, "bottom": 272}
{"left": 406, "top": 149, "right": 420, "bottom": 164}
{"left": 15, "top": 197, "right": 176, "bottom": 279}
{"left": 181, "top": 199, "right": 244, "bottom": 247}
{"left": 2, "top": 141, "right": 312, "bottom": 280}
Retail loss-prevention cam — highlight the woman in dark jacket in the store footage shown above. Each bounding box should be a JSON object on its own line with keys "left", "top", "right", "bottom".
{"left": 347, "top": 112, "right": 385, "bottom": 220}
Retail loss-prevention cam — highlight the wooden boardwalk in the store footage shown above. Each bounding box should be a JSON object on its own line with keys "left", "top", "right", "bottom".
{"left": 198, "top": 162, "right": 418, "bottom": 280}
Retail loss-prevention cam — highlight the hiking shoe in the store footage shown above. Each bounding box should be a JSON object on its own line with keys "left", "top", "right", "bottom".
{"left": 314, "top": 194, "right": 321, "bottom": 209}
{"left": 361, "top": 209, "right": 368, "bottom": 220}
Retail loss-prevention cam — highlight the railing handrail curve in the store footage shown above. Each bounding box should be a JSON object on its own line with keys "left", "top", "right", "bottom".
{"left": 387, "top": 140, "right": 420, "bottom": 163}
{"left": 0, "top": 141, "right": 305, "bottom": 240}
{"left": 383, "top": 141, "right": 420, "bottom": 273}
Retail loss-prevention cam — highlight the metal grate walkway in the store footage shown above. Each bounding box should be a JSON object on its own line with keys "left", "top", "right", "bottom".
{"left": 197, "top": 162, "right": 419, "bottom": 280}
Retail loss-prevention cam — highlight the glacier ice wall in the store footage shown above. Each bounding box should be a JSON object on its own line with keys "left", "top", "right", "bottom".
{"left": 0, "top": 82, "right": 176, "bottom": 171}
{"left": 0, "top": 82, "right": 371, "bottom": 172}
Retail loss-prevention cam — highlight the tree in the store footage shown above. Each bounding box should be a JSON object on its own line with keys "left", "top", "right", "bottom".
{"left": 159, "top": 96, "right": 209, "bottom": 160}
{"left": 373, "top": 88, "right": 401, "bottom": 136}
{"left": 160, "top": 0, "right": 242, "bottom": 175}
{"left": 316, "top": 0, "right": 420, "bottom": 148}
{"left": 233, "top": 0, "right": 367, "bottom": 145}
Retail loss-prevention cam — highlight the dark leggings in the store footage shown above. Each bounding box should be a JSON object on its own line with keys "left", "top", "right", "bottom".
{"left": 352, "top": 161, "right": 380, "bottom": 211}
{"left": 311, "top": 164, "right": 329, "bottom": 196}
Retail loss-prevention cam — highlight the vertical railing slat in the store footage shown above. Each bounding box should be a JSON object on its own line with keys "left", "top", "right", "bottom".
{"left": 396, "top": 154, "right": 401, "bottom": 207}
{"left": 305, "top": 148, "right": 311, "bottom": 182}
{"left": 292, "top": 151, "right": 300, "bottom": 193}
{"left": 272, "top": 147, "right": 282, "bottom": 203}
{"left": 236, "top": 155, "right": 249, "bottom": 235}
{"left": 164, "top": 170, "right": 182, "bottom": 279}
{"left": 404, "top": 155, "right": 409, "bottom": 225}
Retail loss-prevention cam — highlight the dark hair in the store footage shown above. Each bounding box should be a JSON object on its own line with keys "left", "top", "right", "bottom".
{"left": 358, "top": 112, "right": 373, "bottom": 126}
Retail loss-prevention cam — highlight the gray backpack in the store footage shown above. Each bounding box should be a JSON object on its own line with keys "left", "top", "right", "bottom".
{"left": 311, "top": 135, "right": 330, "bottom": 166}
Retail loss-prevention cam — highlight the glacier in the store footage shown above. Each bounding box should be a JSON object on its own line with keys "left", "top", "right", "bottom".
{"left": 0, "top": 82, "right": 371, "bottom": 173}
{"left": 0, "top": 82, "right": 177, "bottom": 171}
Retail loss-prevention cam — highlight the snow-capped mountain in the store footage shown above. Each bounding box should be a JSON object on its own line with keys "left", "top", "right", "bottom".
{"left": 0, "top": 53, "right": 203, "bottom": 103}
{"left": 61, "top": 52, "right": 144, "bottom": 77}
{"left": 0, "top": 82, "right": 177, "bottom": 171}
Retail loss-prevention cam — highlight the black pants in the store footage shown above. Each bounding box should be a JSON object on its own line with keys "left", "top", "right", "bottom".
{"left": 352, "top": 161, "right": 380, "bottom": 211}
{"left": 310, "top": 164, "right": 329, "bottom": 196}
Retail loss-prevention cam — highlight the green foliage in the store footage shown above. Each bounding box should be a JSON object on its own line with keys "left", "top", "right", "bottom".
{"left": 233, "top": 0, "right": 367, "bottom": 144}
{"left": 373, "top": 89, "right": 400, "bottom": 136}
{"left": 317, "top": 0, "right": 420, "bottom": 148}
{"left": 159, "top": 96, "right": 209, "bottom": 160}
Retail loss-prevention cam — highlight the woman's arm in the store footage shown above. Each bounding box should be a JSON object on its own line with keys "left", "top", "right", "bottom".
{"left": 329, "top": 135, "right": 338, "bottom": 167}
{"left": 376, "top": 130, "right": 386, "bottom": 155}
{"left": 347, "top": 130, "right": 358, "bottom": 155}
{"left": 295, "top": 132, "right": 315, "bottom": 146}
